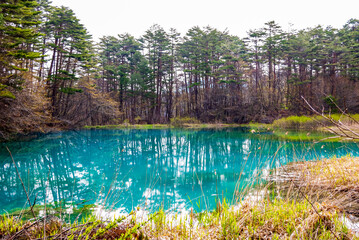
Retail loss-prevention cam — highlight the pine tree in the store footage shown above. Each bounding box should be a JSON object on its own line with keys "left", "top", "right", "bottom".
{"left": 0, "top": 0, "right": 41, "bottom": 98}
{"left": 44, "top": 6, "right": 92, "bottom": 117}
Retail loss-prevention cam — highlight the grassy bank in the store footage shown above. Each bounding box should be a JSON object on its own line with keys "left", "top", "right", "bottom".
{"left": 2, "top": 156, "right": 359, "bottom": 239}
{"left": 83, "top": 123, "right": 243, "bottom": 130}
{"left": 244, "top": 122, "right": 341, "bottom": 142}
{"left": 272, "top": 114, "right": 359, "bottom": 131}
{"left": 83, "top": 114, "right": 359, "bottom": 134}
{"left": 83, "top": 124, "right": 171, "bottom": 130}
{"left": 243, "top": 114, "right": 359, "bottom": 142}
{"left": 246, "top": 114, "right": 359, "bottom": 132}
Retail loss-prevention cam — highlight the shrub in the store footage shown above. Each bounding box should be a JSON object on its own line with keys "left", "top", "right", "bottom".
{"left": 170, "top": 117, "right": 199, "bottom": 127}
{"left": 272, "top": 115, "right": 316, "bottom": 130}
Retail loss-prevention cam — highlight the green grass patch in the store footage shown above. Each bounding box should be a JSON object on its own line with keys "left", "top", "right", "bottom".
{"left": 272, "top": 130, "right": 340, "bottom": 142}
{"left": 272, "top": 114, "right": 359, "bottom": 130}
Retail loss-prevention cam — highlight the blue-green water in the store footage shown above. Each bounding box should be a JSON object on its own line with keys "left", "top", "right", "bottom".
{"left": 0, "top": 128, "right": 358, "bottom": 214}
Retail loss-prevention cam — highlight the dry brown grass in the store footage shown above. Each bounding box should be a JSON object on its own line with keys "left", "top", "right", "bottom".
{"left": 272, "top": 156, "right": 359, "bottom": 217}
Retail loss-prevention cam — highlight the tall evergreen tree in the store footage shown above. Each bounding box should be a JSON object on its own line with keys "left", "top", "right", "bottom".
{"left": 0, "top": 0, "right": 41, "bottom": 98}
{"left": 44, "top": 6, "right": 92, "bottom": 117}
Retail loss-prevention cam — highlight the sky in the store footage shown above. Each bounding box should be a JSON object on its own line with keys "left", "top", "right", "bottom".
{"left": 50, "top": 0, "right": 359, "bottom": 41}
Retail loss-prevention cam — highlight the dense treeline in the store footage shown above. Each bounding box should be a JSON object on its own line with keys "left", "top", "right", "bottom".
{"left": 0, "top": 0, "right": 359, "bottom": 137}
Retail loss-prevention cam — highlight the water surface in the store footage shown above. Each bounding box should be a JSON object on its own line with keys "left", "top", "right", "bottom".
{"left": 0, "top": 128, "right": 358, "bottom": 214}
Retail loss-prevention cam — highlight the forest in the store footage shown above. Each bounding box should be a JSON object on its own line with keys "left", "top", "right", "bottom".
{"left": 1, "top": 0, "right": 359, "bottom": 139}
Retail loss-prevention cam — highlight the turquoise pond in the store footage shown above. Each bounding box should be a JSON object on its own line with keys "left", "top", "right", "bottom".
{"left": 1, "top": 128, "right": 359, "bottom": 214}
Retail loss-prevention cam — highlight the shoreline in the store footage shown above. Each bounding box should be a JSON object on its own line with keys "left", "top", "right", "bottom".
{"left": 3, "top": 112, "right": 359, "bottom": 142}
{"left": 83, "top": 123, "right": 244, "bottom": 130}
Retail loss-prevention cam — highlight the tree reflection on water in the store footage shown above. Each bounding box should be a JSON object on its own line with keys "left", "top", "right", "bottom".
{"left": 0, "top": 128, "right": 358, "bottom": 213}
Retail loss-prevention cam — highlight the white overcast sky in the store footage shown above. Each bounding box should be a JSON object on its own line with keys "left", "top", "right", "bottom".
{"left": 51, "top": 0, "right": 359, "bottom": 41}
